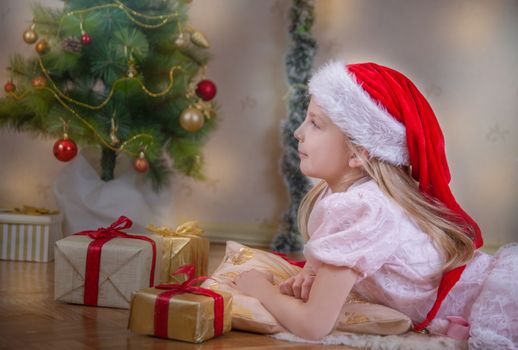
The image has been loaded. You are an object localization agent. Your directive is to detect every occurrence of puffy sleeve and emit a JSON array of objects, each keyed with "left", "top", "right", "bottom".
[{"left": 303, "top": 185, "right": 401, "bottom": 281}]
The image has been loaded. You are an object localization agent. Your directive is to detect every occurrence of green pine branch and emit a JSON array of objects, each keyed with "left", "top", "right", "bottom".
[{"left": 0, "top": 0, "right": 217, "bottom": 191}]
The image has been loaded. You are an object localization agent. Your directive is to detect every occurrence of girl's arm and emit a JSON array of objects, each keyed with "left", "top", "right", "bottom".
[{"left": 233, "top": 263, "right": 358, "bottom": 340}]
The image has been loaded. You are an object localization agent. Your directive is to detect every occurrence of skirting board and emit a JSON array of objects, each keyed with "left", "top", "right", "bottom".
[
  {"left": 196, "top": 221, "right": 277, "bottom": 247},
  {"left": 194, "top": 221, "right": 505, "bottom": 254}
]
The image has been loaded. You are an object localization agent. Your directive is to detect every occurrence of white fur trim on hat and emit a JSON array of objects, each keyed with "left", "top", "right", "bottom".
[{"left": 308, "top": 60, "right": 409, "bottom": 166}]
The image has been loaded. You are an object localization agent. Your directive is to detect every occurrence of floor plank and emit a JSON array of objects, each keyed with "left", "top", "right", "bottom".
[{"left": 0, "top": 243, "right": 361, "bottom": 349}]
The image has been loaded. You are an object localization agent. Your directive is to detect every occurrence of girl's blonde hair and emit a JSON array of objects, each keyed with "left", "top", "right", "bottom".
[{"left": 298, "top": 138, "right": 475, "bottom": 272}]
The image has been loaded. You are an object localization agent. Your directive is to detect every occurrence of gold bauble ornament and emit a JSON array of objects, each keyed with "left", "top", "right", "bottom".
[
  {"left": 179, "top": 107, "right": 205, "bottom": 132},
  {"left": 35, "top": 40, "right": 48, "bottom": 54},
  {"left": 23, "top": 24, "right": 38, "bottom": 44},
  {"left": 190, "top": 30, "right": 209, "bottom": 48}
]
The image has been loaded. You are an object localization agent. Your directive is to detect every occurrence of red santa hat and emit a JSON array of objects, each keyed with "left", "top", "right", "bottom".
[{"left": 308, "top": 60, "right": 483, "bottom": 331}]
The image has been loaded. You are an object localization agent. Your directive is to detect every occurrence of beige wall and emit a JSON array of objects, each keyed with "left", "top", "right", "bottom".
[{"left": 1, "top": 0, "right": 517, "bottom": 250}]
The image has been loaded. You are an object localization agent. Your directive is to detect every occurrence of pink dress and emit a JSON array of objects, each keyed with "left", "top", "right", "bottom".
[{"left": 303, "top": 178, "right": 518, "bottom": 349}]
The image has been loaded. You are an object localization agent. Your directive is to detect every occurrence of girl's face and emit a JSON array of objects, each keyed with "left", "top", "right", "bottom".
[{"left": 294, "top": 98, "right": 359, "bottom": 186}]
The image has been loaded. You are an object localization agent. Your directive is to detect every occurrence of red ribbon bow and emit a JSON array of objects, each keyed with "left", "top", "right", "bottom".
[
  {"left": 153, "top": 264, "right": 224, "bottom": 339},
  {"left": 272, "top": 251, "right": 306, "bottom": 268},
  {"left": 74, "top": 216, "right": 157, "bottom": 306}
]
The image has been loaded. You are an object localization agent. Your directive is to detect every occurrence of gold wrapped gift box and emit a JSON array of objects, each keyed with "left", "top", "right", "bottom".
[
  {"left": 147, "top": 222, "right": 209, "bottom": 284},
  {"left": 128, "top": 266, "right": 232, "bottom": 343}
]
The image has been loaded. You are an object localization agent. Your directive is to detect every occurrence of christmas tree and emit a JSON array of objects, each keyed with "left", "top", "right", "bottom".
[
  {"left": 272, "top": 0, "right": 316, "bottom": 252},
  {"left": 0, "top": 0, "right": 218, "bottom": 191}
]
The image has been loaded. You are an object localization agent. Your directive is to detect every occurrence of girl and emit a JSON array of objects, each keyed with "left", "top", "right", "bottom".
[{"left": 232, "top": 60, "right": 518, "bottom": 349}]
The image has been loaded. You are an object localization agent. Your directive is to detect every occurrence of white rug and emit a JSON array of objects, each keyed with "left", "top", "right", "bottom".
[{"left": 270, "top": 330, "right": 468, "bottom": 350}]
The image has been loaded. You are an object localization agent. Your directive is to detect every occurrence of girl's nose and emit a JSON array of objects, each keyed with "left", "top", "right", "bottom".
[{"left": 294, "top": 125, "right": 303, "bottom": 141}]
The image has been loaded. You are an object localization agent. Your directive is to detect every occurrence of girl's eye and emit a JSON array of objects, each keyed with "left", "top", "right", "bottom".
[{"left": 311, "top": 120, "right": 319, "bottom": 128}]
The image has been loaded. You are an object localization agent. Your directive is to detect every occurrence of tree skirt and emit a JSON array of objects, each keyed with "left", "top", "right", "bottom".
[
  {"left": 54, "top": 151, "right": 173, "bottom": 235},
  {"left": 270, "top": 330, "right": 467, "bottom": 350}
]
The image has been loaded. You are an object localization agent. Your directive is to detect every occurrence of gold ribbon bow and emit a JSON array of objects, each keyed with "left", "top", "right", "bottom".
[
  {"left": 146, "top": 221, "right": 203, "bottom": 238},
  {"left": 0, "top": 205, "right": 59, "bottom": 215}
]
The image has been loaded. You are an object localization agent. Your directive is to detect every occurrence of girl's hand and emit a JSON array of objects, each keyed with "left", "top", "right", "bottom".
[
  {"left": 232, "top": 269, "right": 274, "bottom": 298},
  {"left": 279, "top": 270, "right": 315, "bottom": 302}
]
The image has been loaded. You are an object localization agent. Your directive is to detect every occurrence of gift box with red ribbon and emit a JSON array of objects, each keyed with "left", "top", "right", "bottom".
[
  {"left": 146, "top": 221, "right": 210, "bottom": 284},
  {"left": 128, "top": 264, "right": 232, "bottom": 343},
  {"left": 54, "top": 216, "right": 163, "bottom": 309}
]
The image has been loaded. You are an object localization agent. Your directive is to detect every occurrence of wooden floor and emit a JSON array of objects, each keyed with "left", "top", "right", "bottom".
[{"left": 0, "top": 243, "right": 360, "bottom": 350}]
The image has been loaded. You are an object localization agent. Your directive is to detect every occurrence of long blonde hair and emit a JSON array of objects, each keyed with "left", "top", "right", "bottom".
[{"left": 298, "top": 139, "right": 475, "bottom": 273}]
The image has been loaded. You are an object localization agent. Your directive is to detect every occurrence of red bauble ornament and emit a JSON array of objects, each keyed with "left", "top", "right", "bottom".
[
  {"left": 53, "top": 135, "right": 77, "bottom": 162},
  {"left": 81, "top": 33, "right": 92, "bottom": 45},
  {"left": 195, "top": 79, "right": 217, "bottom": 101},
  {"left": 134, "top": 152, "right": 149, "bottom": 173},
  {"left": 31, "top": 76, "right": 47, "bottom": 88},
  {"left": 4, "top": 81, "right": 15, "bottom": 93}
]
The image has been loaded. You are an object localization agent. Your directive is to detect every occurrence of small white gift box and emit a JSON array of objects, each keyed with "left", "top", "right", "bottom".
[{"left": 0, "top": 211, "right": 63, "bottom": 262}]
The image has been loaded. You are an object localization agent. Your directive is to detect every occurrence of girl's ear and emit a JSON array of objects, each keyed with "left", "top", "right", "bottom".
[
  {"left": 348, "top": 148, "right": 369, "bottom": 168},
  {"left": 348, "top": 155, "right": 363, "bottom": 168}
]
